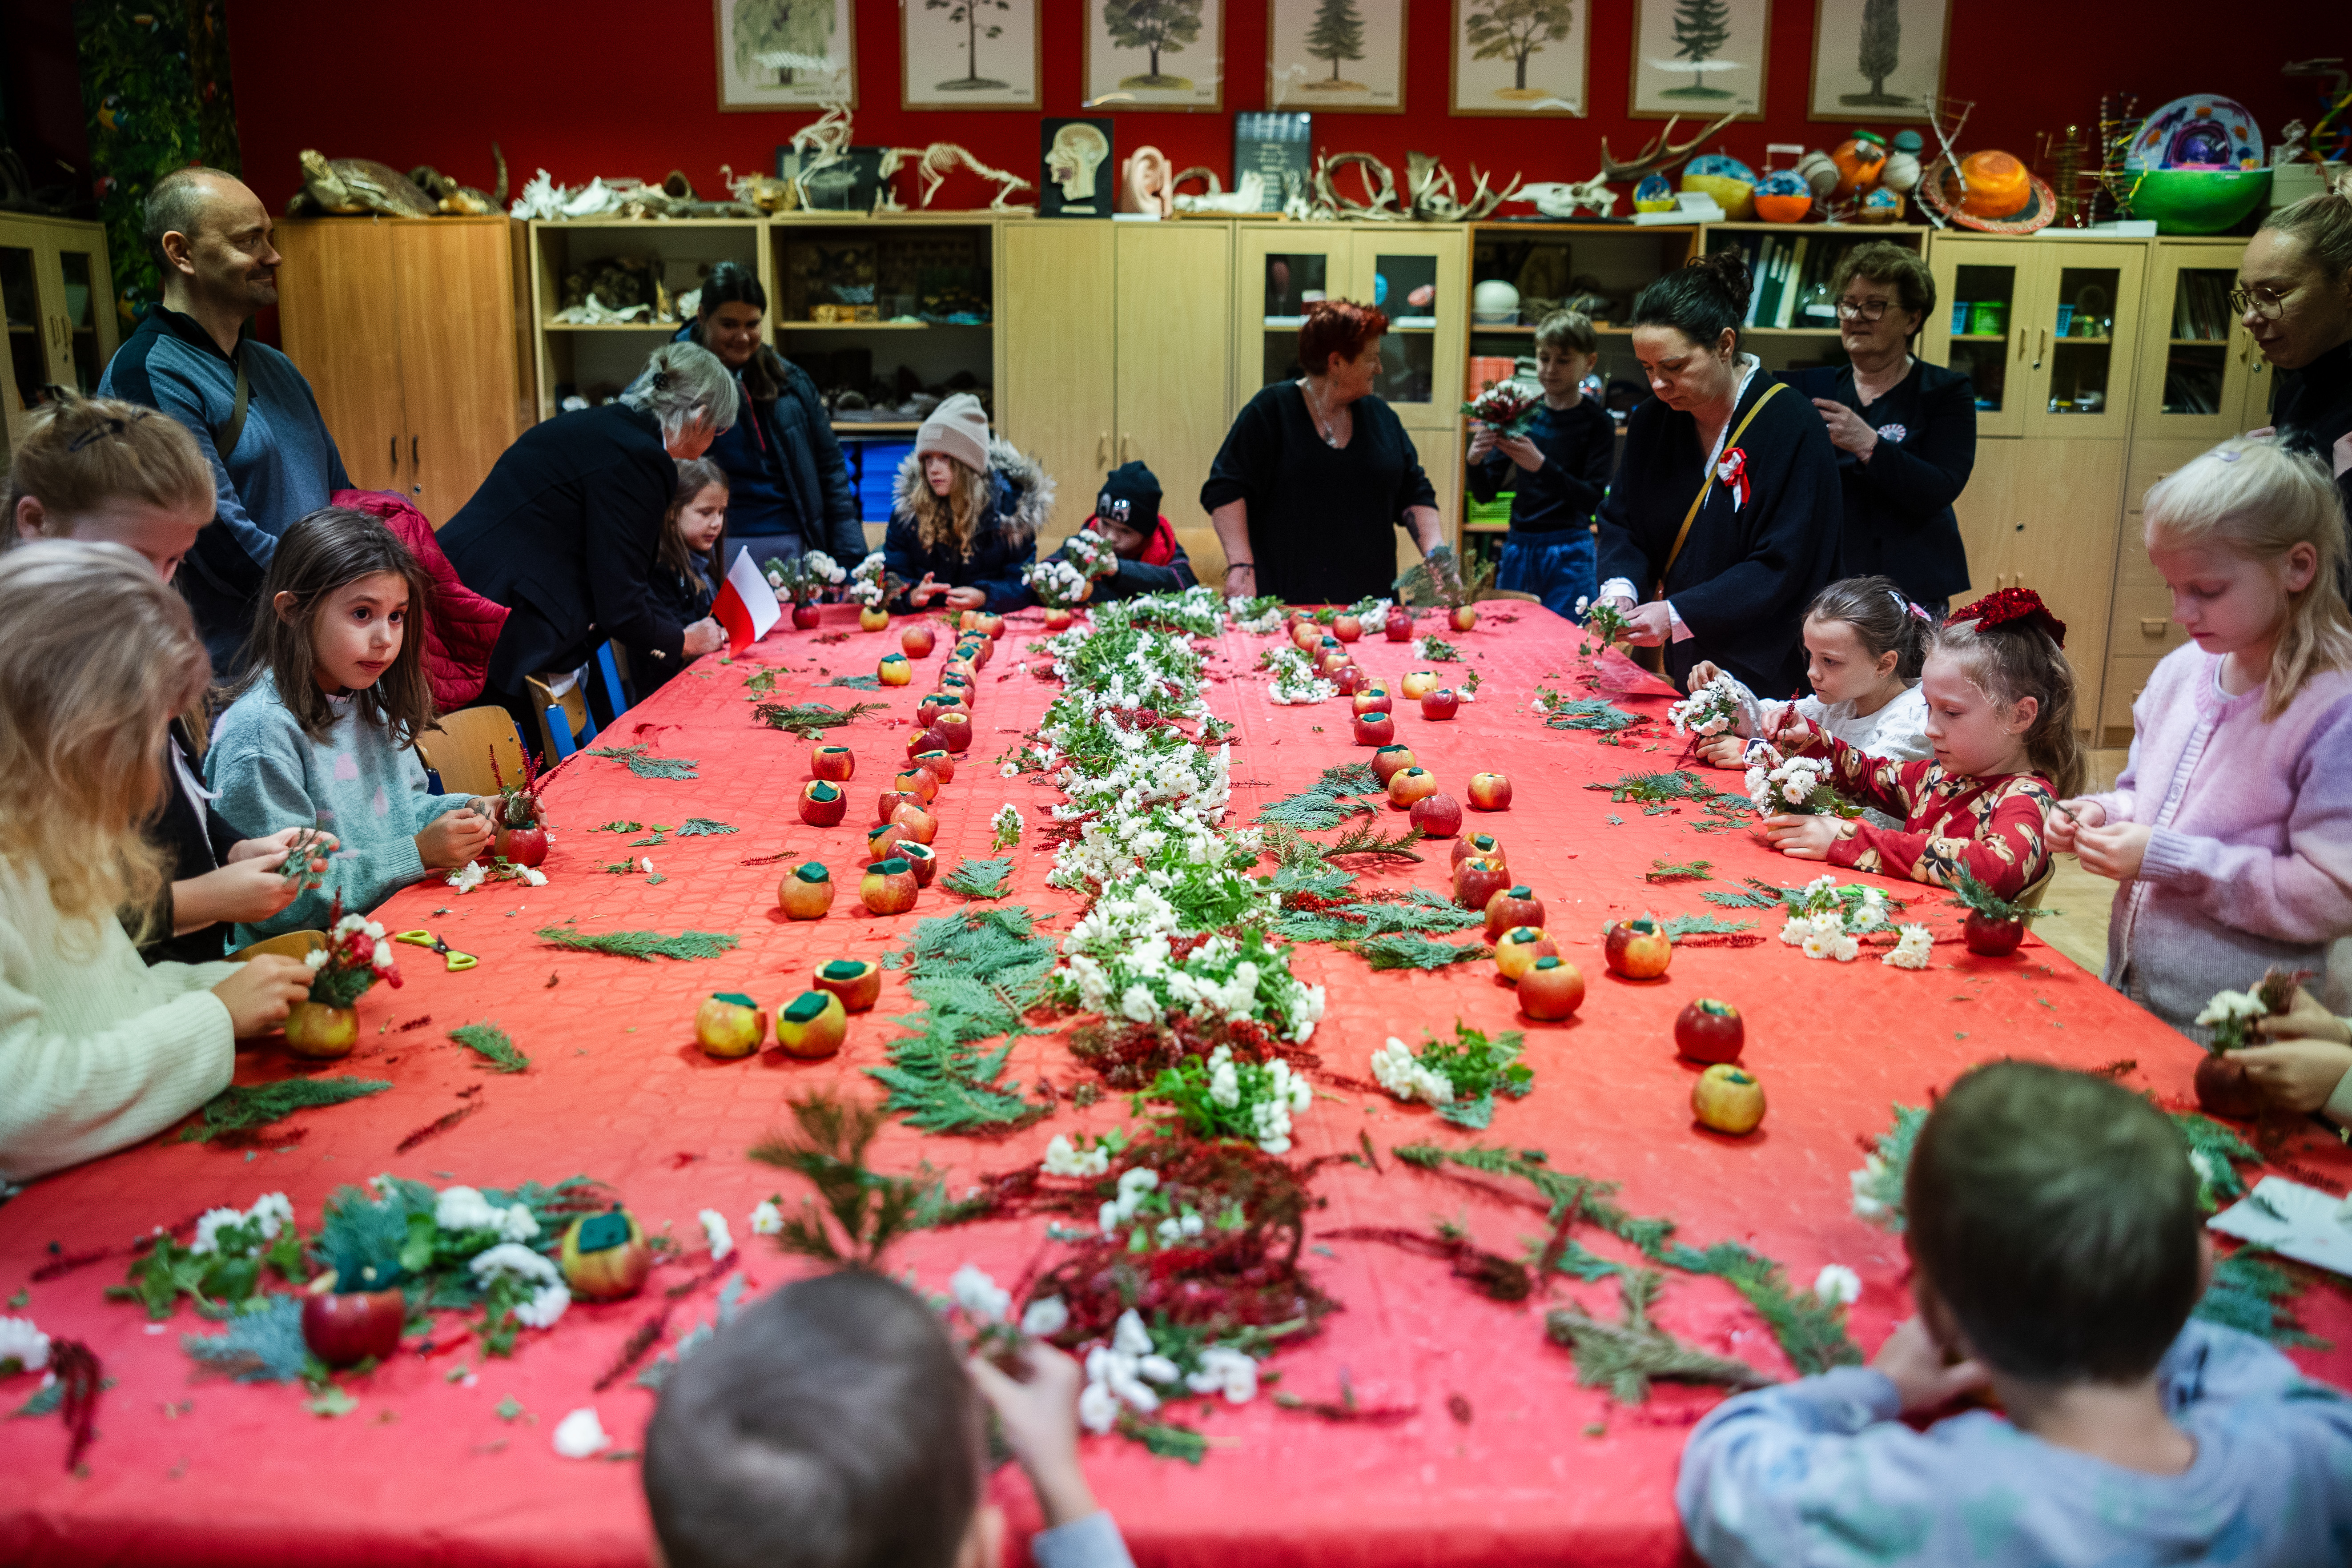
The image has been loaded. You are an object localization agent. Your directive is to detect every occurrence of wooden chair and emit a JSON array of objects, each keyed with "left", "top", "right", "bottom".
[
  {"left": 2015, "top": 865, "right": 2058, "bottom": 913},
  {"left": 528, "top": 670, "right": 599, "bottom": 760},
  {"left": 415, "top": 706, "right": 528, "bottom": 796},
  {"left": 229, "top": 929, "right": 325, "bottom": 964},
  {"left": 1475, "top": 587, "right": 1540, "bottom": 603}
]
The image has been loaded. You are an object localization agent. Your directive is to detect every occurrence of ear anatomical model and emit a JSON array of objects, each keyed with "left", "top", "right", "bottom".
[{"left": 1120, "top": 145, "right": 1175, "bottom": 217}]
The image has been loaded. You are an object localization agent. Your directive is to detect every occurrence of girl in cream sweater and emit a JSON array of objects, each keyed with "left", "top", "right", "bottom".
[{"left": 0, "top": 544, "right": 311, "bottom": 1181}]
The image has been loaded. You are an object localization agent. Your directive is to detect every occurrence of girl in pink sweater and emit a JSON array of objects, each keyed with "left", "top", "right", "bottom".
[{"left": 2050, "top": 438, "right": 2352, "bottom": 1039}]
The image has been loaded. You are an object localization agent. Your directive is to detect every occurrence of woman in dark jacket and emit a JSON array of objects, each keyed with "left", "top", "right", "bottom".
[
  {"left": 679, "top": 262, "right": 865, "bottom": 566},
  {"left": 440, "top": 342, "right": 736, "bottom": 729},
  {"left": 1594, "top": 253, "right": 1843, "bottom": 696},
  {"left": 883, "top": 393, "right": 1048, "bottom": 615},
  {"left": 1781, "top": 241, "right": 1974, "bottom": 611}
]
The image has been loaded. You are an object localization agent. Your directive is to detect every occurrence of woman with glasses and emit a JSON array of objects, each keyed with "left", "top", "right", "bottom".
[
  {"left": 2239, "top": 177, "right": 2352, "bottom": 540},
  {"left": 1782, "top": 241, "right": 1974, "bottom": 614}
]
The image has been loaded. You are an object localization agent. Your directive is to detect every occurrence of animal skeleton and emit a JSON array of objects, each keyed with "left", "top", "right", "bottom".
[
  {"left": 1597, "top": 110, "right": 1741, "bottom": 182},
  {"left": 786, "top": 103, "right": 856, "bottom": 210},
  {"left": 1312, "top": 152, "right": 1405, "bottom": 221},
  {"left": 1406, "top": 152, "right": 1521, "bottom": 221},
  {"left": 1509, "top": 175, "right": 1616, "bottom": 219},
  {"left": 876, "top": 143, "right": 1035, "bottom": 213},
  {"left": 1171, "top": 169, "right": 1268, "bottom": 215}
]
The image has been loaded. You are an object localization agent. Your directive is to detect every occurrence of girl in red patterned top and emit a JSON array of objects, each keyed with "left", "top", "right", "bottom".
[{"left": 1756, "top": 588, "right": 2083, "bottom": 898}]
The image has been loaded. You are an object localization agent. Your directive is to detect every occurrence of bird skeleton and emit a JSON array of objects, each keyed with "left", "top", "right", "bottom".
[
  {"left": 786, "top": 103, "right": 856, "bottom": 209},
  {"left": 1597, "top": 110, "right": 1741, "bottom": 183}
]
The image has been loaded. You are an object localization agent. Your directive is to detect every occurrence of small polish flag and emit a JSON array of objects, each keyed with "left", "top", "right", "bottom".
[{"left": 712, "top": 546, "right": 780, "bottom": 654}]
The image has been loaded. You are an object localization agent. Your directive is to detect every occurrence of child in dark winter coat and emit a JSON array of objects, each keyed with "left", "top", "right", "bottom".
[
  {"left": 644, "top": 460, "right": 727, "bottom": 692},
  {"left": 1028, "top": 461, "right": 1196, "bottom": 606},
  {"left": 884, "top": 394, "right": 1048, "bottom": 616}
]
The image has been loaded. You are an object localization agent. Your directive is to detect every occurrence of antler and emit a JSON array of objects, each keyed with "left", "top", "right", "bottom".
[{"left": 1598, "top": 109, "right": 1741, "bottom": 183}]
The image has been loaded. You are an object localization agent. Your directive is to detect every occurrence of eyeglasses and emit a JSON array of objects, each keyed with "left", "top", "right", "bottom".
[
  {"left": 1834, "top": 298, "right": 1892, "bottom": 323},
  {"left": 2227, "top": 283, "right": 2295, "bottom": 320}
]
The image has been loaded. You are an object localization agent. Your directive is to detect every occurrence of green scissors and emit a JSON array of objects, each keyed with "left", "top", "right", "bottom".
[{"left": 393, "top": 929, "right": 479, "bottom": 972}]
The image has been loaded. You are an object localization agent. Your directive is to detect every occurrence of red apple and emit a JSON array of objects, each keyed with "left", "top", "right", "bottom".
[
  {"left": 1493, "top": 925, "right": 1555, "bottom": 982},
  {"left": 1467, "top": 773, "right": 1512, "bottom": 812},
  {"left": 932, "top": 712, "right": 974, "bottom": 754},
  {"left": 1517, "top": 956, "right": 1585, "bottom": 1021},
  {"left": 1317, "top": 647, "right": 1351, "bottom": 677},
  {"left": 1333, "top": 614, "right": 1363, "bottom": 643},
  {"left": 798, "top": 780, "right": 847, "bottom": 826},
  {"left": 1387, "top": 767, "right": 1439, "bottom": 808},
  {"left": 1334, "top": 664, "right": 1366, "bottom": 696},
  {"left": 889, "top": 800, "right": 938, "bottom": 844},
  {"left": 860, "top": 857, "right": 919, "bottom": 915},
  {"left": 492, "top": 823, "right": 548, "bottom": 868},
  {"left": 1292, "top": 620, "right": 1323, "bottom": 652},
  {"left": 1384, "top": 607, "right": 1415, "bottom": 642},
  {"left": 1352, "top": 686, "right": 1393, "bottom": 716},
  {"left": 1604, "top": 917, "right": 1673, "bottom": 980},
  {"left": 811, "top": 744, "right": 855, "bottom": 782},
  {"left": 1044, "top": 608, "right": 1074, "bottom": 631},
  {"left": 1455, "top": 856, "right": 1511, "bottom": 914},
  {"left": 557, "top": 1207, "right": 653, "bottom": 1300},
  {"left": 2195, "top": 1052, "right": 2263, "bottom": 1119},
  {"left": 1370, "top": 744, "right": 1417, "bottom": 785},
  {"left": 1451, "top": 604, "right": 1480, "bottom": 632},
  {"left": 891, "top": 768, "right": 938, "bottom": 805},
  {"left": 899, "top": 842, "right": 939, "bottom": 886},
  {"left": 1485, "top": 885, "right": 1546, "bottom": 941},
  {"left": 776, "top": 989, "right": 849, "bottom": 1058},
  {"left": 1399, "top": 669, "right": 1441, "bottom": 700},
  {"left": 813, "top": 957, "right": 882, "bottom": 1012},
  {"left": 1452, "top": 832, "right": 1503, "bottom": 871},
  {"left": 1409, "top": 792, "right": 1462, "bottom": 838},
  {"left": 696, "top": 991, "right": 768, "bottom": 1058},
  {"left": 1353, "top": 711, "right": 1396, "bottom": 747},
  {"left": 792, "top": 602, "right": 822, "bottom": 631},
  {"left": 780, "top": 861, "right": 835, "bottom": 920},
  {"left": 902, "top": 624, "right": 936, "bottom": 659},
  {"left": 912, "top": 748, "right": 956, "bottom": 785},
  {"left": 866, "top": 820, "right": 909, "bottom": 861},
  {"left": 1962, "top": 911, "right": 2026, "bottom": 957},
  {"left": 1420, "top": 688, "right": 1459, "bottom": 721},
  {"left": 877, "top": 652, "right": 913, "bottom": 687},
  {"left": 302, "top": 1285, "right": 407, "bottom": 1367},
  {"left": 1692, "top": 1064, "right": 1765, "bottom": 1135},
  {"left": 1674, "top": 999, "right": 1745, "bottom": 1064},
  {"left": 904, "top": 726, "right": 949, "bottom": 760}
]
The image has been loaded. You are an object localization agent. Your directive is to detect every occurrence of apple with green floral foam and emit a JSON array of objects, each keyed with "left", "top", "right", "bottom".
[
  {"left": 813, "top": 958, "right": 882, "bottom": 1012},
  {"left": 1692, "top": 1064, "right": 1765, "bottom": 1134},
  {"left": 1455, "top": 856, "right": 1511, "bottom": 914},
  {"left": 1352, "top": 685, "right": 1393, "bottom": 715},
  {"left": 1371, "top": 744, "right": 1417, "bottom": 785},
  {"left": 1604, "top": 916, "right": 1673, "bottom": 980},
  {"left": 1452, "top": 831, "right": 1503, "bottom": 871},
  {"left": 696, "top": 992, "right": 768, "bottom": 1059},
  {"left": 1517, "top": 956, "right": 1585, "bottom": 1020},
  {"left": 1484, "top": 886, "right": 1546, "bottom": 942},
  {"left": 1421, "top": 687, "right": 1459, "bottom": 721},
  {"left": 1493, "top": 925, "right": 1555, "bottom": 983},
  {"left": 861, "top": 857, "right": 919, "bottom": 915},
  {"left": 892, "top": 768, "right": 938, "bottom": 804},
  {"left": 1675, "top": 999, "right": 1744, "bottom": 1064},
  {"left": 1467, "top": 773, "right": 1512, "bottom": 812},
  {"left": 899, "top": 841, "right": 940, "bottom": 886},
  {"left": 877, "top": 653, "right": 913, "bottom": 687},
  {"left": 1332, "top": 613, "right": 1363, "bottom": 643},
  {"left": 912, "top": 748, "right": 956, "bottom": 785},
  {"left": 1353, "top": 711, "right": 1396, "bottom": 747},
  {"left": 1387, "top": 767, "right": 1439, "bottom": 808},
  {"left": 1399, "top": 670, "right": 1441, "bottom": 700},
  {"left": 779, "top": 861, "right": 835, "bottom": 920},
  {"left": 810, "top": 744, "right": 855, "bottom": 782},
  {"left": 798, "top": 780, "right": 847, "bottom": 827},
  {"left": 559, "top": 1207, "right": 654, "bottom": 1301}
]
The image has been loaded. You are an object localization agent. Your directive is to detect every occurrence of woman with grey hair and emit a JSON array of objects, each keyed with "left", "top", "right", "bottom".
[{"left": 441, "top": 342, "right": 741, "bottom": 747}]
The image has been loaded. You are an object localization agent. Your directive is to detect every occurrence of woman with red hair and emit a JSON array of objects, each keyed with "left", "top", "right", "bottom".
[{"left": 1202, "top": 300, "right": 1445, "bottom": 603}]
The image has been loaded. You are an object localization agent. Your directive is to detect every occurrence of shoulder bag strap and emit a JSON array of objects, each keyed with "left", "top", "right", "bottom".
[
  {"left": 217, "top": 350, "right": 251, "bottom": 458},
  {"left": 1657, "top": 380, "right": 1788, "bottom": 597}
]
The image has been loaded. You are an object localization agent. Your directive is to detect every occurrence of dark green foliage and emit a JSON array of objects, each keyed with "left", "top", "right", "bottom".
[
  {"left": 449, "top": 1022, "right": 528, "bottom": 1074},
  {"left": 1274, "top": 888, "right": 1481, "bottom": 944},
  {"left": 1319, "top": 820, "right": 1426, "bottom": 863},
  {"left": 177, "top": 1077, "right": 390, "bottom": 1142},
  {"left": 867, "top": 907, "right": 1055, "bottom": 1132},
  {"left": 1407, "top": 1022, "right": 1534, "bottom": 1129},
  {"left": 584, "top": 744, "right": 699, "bottom": 780},
  {"left": 823, "top": 675, "right": 883, "bottom": 689},
  {"left": 2193, "top": 1248, "right": 2325, "bottom": 1347},
  {"left": 1699, "top": 881, "right": 1782, "bottom": 909},
  {"left": 754, "top": 700, "right": 888, "bottom": 739},
  {"left": 535, "top": 925, "right": 740, "bottom": 961},
  {"left": 1588, "top": 770, "right": 1747, "bottom": 812},
  {"left": 1350, "top": 934, "right": 1494, "bottom": 973},
  {"left": 1659, "top": 1240, "right": 1862, "bottom": 1377},
  {"left": 181, "top": 1296, "right": 315, "bottom": 1384},
  {"left": 1122, "top": 1414, "right": 1208, "bottom": 1463},
  {"left": 942, "top": 856, "right": 1013, "bottom": 899},
  {"left": 1647, "top": 858, "right": 1713, "bottom": 882},
  {"left": 675, "top": 818, "right": 738, "bottom": 837},
  {"left": 2171, "top": 1111, "right": 2263, "bottom": 1209},
  {"left": 1661, "top": 913, "right": 1755, "bottom": 940},
  {"left": 1539, "top": 692, "right": 1645, "bottom": 733},
  {"left": 1547, "top": 1270, "right": 1774, "bottom": 1404},
  {"left": 1946, "top": 868, "right": 2056, "bottom": 923},
  {"left": 115, "top": 1212, "right": 307, "bottom": 1320},
  {"left": 747, "top": 1093, "right": 937, "bottom": 1269},
  {"left": 1254, "top": 763, "right": 1383, "bottom": 830}
]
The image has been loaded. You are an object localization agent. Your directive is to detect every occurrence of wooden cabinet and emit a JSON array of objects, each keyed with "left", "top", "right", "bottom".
[
  {"left": 0, "top": 213, "right": 118, "bottom": 462},
  {"left": 2131, "top": 238, "right": 2272, "bottom": 441},
  {"left": 997, "top": 221, "right": 1234, "bottom": 577},
  {"left": 276, "top": 216, "right": 522, "bottom": 524},
  {"left": 1923, "top": 235, "right": 2146, "bottom": 442}
]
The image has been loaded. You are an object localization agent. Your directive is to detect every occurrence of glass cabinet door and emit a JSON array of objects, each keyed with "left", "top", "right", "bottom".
[
  {"left": 2133, "top": 243, "right": 2252, "bottom": 442},
  {"left": 1351, "top": 230, "right": 1464, "bottom": 430},
  {"left": 50, "top": 241, "right": 111, "bottom": 395},
  {"left": 2, "top": 241, "right": 49, "bottom": 418},
  {"left": 1235, "top": 227, "right": 1343, "bottom": 401},
  {"left": 1922, "top": 238, "right": 2025, "bottom": 438},
  {"left": 2024, "top": 240, "right": 2143, "bottom": 439}
]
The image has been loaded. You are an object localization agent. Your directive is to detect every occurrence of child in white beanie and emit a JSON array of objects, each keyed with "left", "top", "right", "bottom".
[{"left": 885, "top": 393, "right": 1052, "bottom": 615}]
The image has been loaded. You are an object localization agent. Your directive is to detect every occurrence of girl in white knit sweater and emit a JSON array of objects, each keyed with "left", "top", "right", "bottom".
[{"left": 0, "top": 544, "right": 313, "bottom": 1181}]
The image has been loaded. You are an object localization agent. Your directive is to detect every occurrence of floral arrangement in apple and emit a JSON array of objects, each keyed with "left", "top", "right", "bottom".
[
  {"left": 1461, "top": 381, "right": 1540, "bottom": 438},
  {"left": 845, "top": 551, "right": 907, "bottom": 610},
  {"left": 307, "top": 904, "right": 403, "bottom": 1007},
  {"left": 2190, "top": 967, "right": 2302, "bottom": 1118},
  {"left": 1669, "top": 671, "right": 1745, "bottom": 739},
  {"left": 1262, "top": 644, "right": 1336, "bottom": 705},
  {"left": 1022, "top": 556, "right": 1094, "bottom": 611},
  {"left": 763, "top": 549, "right": 848, "bottom": 604},
  {"left": 1745, "top": 755, "right": 1857, "bottom": 817},
  {"left": 1573, "top": 597, "right": 1632, "bottom": 657}
]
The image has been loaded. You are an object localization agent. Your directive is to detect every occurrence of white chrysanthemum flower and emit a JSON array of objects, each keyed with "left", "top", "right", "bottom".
[
  {"left": 519, "top": 865, "right": 548, "bottom": 887},
  {"left": 1020, "top": 1296, "right": 1069, "bottom": 1338},
  {"left": 1801, "top": 929, "right": 1836, "bottom": 961},
  {"left": 552, "top": 1406, "right": 610, "bottom": 1458},
  {"left": 371, "top": 940, "right": 395, "bottom": 971},
  {"left": 435, "top": 1186, "right": 502, "bottom": 1234},
  {"left": 951, "top": 1264, "right": 1011, "bottom": 1326},
  {"left": 749, "top": 1199, "right": 783, "bottom": 1236},
  {"left": 2195, "top": 989, "right": 2268, "bottom": 1027},
  {"left": 1077, "top": 1379, "right": 1121, "bottom": 1433},
  {"left": 1113, "top": 1310, "right": 1154, "bottom": 1358},
  {"left": 699, "top": 1209, "right": 734, "bottom": 1262},
  {"left": 446, "top": 860, "right": 487, "bottom": 893},
  {"left": 1832, "top": 934, "right": 1860, "bottom": 963},
  {"left": 0, "top": 1315, "right": 51, "bottom": 1374},
  {"left": 305, "top": 947, "right": 330, "bottom": 969},
  {"left": 1813, "top": 1264, "right": 1862, "bottom": 1306},
  {"left": 1042, "top": 1135, "right": 1110, "bottom": 1178},
  {"left": 1882, "top": 924, "right": 1934, "bottom": 970},
  {"left": 513, "top": 1280, "right": 571, "bottom": 1329},
  {"left": 468, "top": 1242, "right": 561, "bottom": 1287}
]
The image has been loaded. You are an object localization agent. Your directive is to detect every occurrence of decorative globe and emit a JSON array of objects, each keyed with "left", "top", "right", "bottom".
[
  {"left": 2127, "top": 167, "right": 2273, "bottom": 234},
  {"left": 1753, "top": 169, "right": 1812, "bottom": 224},
  {"left": 1682, "top": 153, "right": 1757, "bottom": 220},
  {"left": 1472, "top": 279, "right": 1521, "bottom": 325},
  {"left": 1634, "top": 173, "right": 1678, "bottom": 212}
]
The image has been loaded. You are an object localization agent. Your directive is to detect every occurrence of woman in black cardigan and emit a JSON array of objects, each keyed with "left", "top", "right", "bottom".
[
  {"left": 440, "top": 342, "right": 738, "bottom": 734},
  {"left": 1595, "top": 253, "right": 1843, "bottom": 696},
  {"left": 1781, "top": 241, "right": 1974, "bottom": 611}
]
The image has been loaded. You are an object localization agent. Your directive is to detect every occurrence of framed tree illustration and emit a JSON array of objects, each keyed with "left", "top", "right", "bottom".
[
  {"left": 1451, "top": 0, "right": 1588, "bottom": 117},
  {"left": 903, "top": 0, "right": 1040, "bottom": 107},
  {"left": 716, "top": 0, "right": 856, "bottom": 109},
  {"left": 1083, "top": 0, "right": 1225, "bottom": 110},
  {"left": 1628, "top": 0, "right": 1765, "bottom": 119},
  {"left": 1269, "top": 0, "right": 1407, "bottom": 113},
  {"left": 1808, "top": 0, "right": 1948, "bottom": 121}
]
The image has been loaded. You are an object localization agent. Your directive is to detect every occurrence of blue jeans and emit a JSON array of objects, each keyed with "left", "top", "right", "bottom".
[{"left": 1496, "top": 527, "right": 1597, "bottom": 620}]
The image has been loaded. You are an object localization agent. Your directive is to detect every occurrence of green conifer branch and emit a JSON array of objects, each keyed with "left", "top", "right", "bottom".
[
  {"left": 449, "top": 1021, "right": 529, "bottom": 1074},
  {"left": 535, "top": 925, "right": 741, "bottom": 961},
  {"left": 177, "top": 1077, "right": 392, "bottom": 1142}
]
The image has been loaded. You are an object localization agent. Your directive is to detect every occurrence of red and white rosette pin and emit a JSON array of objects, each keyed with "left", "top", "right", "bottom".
[{"left": 1715, "top": 447, "right": 1752, "bottom": 511}]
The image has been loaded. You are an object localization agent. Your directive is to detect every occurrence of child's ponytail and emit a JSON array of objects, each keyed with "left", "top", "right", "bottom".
[
  {"left": 4, "top": 391, "right": 213, "bottom": 535},
  {"left": 1805, "top": 574, "right": 1933, "bottom": 681},
  {"left": 1928, "top": 589, "right": 2084, "bottom": 797}
]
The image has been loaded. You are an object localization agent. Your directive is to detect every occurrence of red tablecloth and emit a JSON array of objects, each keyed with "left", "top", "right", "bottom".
[{"left": 5, "top": 603, "right": 2347, "bottom": 1568}]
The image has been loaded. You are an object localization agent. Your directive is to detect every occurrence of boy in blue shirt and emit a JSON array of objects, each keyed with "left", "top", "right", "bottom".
[
  {"left": 1467, "top": 309, "right": 1615, "bottom": 618},
  {"left": 1679, "top": 1060, "right": 2352, "bottom": 1567}
]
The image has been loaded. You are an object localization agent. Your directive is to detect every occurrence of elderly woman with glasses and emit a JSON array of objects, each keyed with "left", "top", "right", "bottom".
[
  {"left": 1781, "top": 241, "right": 1976, "bottom": 615},
  {"left": 2240, "top": 177, "right": 2352, "bottom": 543},
  {"left": 440, "top": 341, "right": 740, "bottom": 742}
]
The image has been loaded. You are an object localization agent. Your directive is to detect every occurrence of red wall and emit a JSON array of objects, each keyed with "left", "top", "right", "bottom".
[{"left": 225, "top": 0, "right": 2329, "bottom": 223}]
